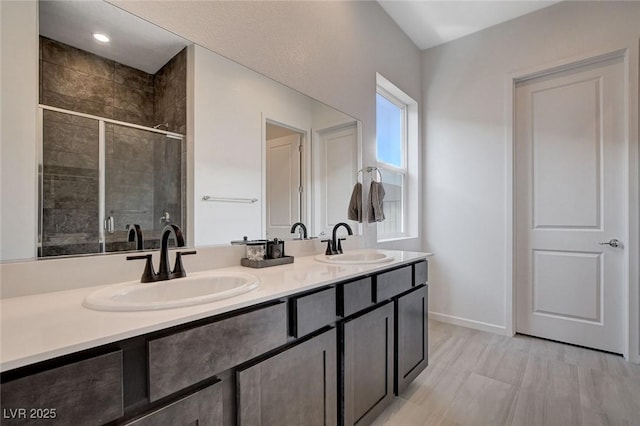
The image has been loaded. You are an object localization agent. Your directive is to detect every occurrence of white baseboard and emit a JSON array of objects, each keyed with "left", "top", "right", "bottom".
[{"left": 428, "top": 311, "right": 507, "bottom": 335}]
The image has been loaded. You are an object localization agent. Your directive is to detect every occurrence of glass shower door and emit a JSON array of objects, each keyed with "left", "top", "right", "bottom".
[
  {"left": 39, "top": 110, "right": 101, "bottom": 257},
  {"left": 104, "top": 123, "right": 183, "bottom": 252}
]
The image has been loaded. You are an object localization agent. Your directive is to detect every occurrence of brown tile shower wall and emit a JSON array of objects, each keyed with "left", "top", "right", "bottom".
[
  {"left": 39, "top": 37, "right": 185, "bottom": 256},
  {"left": 40, "top": 37, "right": 156, "bottom": 126},
  {"left": 154, "top": 48, "right": 187, "bottom": 134}
]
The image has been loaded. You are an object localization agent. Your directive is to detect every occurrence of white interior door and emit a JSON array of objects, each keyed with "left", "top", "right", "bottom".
[
  {"left": 313, "top": 124, "right": 358, "bottom": 237},
  {"left": 515, "top": 55, "right": 625, "bottom": 353},
  {"left": 266, "top": 134, "right": 301, "bottom": 240}
]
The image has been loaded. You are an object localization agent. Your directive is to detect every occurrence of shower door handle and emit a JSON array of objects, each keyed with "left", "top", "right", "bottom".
[{"left": 104, "top": 216, "right": 115, "bottom": 234}]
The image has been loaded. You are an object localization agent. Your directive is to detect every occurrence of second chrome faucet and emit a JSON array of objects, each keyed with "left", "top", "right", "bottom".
[{"left": 127, "top": 224, "right": 196, "bottom": 283}]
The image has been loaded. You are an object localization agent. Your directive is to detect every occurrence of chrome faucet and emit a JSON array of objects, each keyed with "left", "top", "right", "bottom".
[
  {"left": 126, "top": 224, "right": 196, "bottom": 283},
  {"left": 322, "top": 222, "right": 353, "bottom": 255},
  {"left": 290, "top": 222, "right": 308, "bottom": 240},
  {"left": 126, "top": 224, "right": 144, "bottom": 250}
]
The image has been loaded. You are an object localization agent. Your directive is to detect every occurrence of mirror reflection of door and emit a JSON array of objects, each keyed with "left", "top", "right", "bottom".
[
  {"left": 314, "top": 123, "right": 359, "bottom": 237},
  {"left": 265, "top": 122, "right": 303, "bottom": 240}
]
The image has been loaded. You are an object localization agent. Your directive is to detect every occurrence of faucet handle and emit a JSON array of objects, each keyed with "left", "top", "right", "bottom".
[
  {"left": 337, "top": 238, "right": 347, "bottom": 254},
  {"left": 172, "top": 250, "right": 197, "bottom": 279},
  {"left": 321, "top": 239, "right": 334, "bottom": 255},
  {"left": 126, "top": 254, "right": 157, "bottom": 283}
]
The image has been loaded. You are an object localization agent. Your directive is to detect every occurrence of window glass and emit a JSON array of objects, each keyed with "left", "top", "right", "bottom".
[
  {"left": 376, "top": 170, "right": 404, "bottom": 236},
  {"left": 376, "top": 93, "right": 403, "bottom": 168}
]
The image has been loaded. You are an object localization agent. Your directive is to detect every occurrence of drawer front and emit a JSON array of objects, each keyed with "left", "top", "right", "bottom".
[
  {"left": 1, "top": 351, "right": 123, "bottom": 425},
  {"left": 376, "top": 265, "right": 412, "bottom": 301},
  {"left": 126, "top": 381, "right": 223, "bottom": 426},
  {"left": 148, "top": 302, "right": 287, "bottom": 401},
  {"left": 414, "top": 261, "right": 428, "bottom": 285},
  {"left": 291, "top": 287, "right": 336, "bottom": 338},
  {"left": 340, "top": 277, "right": 373, "bottom": 317}
]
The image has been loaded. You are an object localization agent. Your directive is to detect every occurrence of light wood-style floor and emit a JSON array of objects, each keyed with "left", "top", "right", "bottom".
[{"left": 373, "top": 320, "right": 640, "bottom": 426}]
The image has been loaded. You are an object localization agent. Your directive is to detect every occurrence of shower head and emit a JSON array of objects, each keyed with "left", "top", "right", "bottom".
[{"left": 153, "top": 123, "right": 169, "bottom": 130}]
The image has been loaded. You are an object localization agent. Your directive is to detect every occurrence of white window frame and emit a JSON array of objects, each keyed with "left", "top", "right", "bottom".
[{"left": 376, "top": 73, "right": 418, "bottom": 242}]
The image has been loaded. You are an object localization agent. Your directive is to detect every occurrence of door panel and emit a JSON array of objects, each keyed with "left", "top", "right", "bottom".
[
  {"left": 515, "top": 55, "right": 625, "bottom": 353},
  {"left": 531, "top": 78, "right": 601, "bottom": 229},
  {"left": 237, "top": 328, "right": 337, "bottom": 426},
  {"left": 532, "top": 250, "right": 601, "bottom": 322},
  {"left": 343, "top": 303, "right": 394, "bottom": 426}
]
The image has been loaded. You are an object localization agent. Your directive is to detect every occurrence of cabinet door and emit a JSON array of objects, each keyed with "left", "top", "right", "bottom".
[
  {"left": 237, "top": 328, "right": 337, "bottom": 426},
  {"left": 343, "top": 302, "right": 394, "bottom": 426},
  {"left": 395, "top": 285, "right": 428, "bottom": 395},
  {"left": 125, "top": 381, "right": 222, "bottom": 426}
]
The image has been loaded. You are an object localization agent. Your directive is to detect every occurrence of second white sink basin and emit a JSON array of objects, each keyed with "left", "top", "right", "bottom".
[
  {"left": 314, "top": 250, "right": 394, "bottom": 265},
  {"left": 83, "top": 271, "right": 259, "bottom": 311}
]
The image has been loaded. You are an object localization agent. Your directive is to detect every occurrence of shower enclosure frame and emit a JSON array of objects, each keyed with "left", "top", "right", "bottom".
[{"left": 37, "top": 104, "right": 185, "bottom": 257}]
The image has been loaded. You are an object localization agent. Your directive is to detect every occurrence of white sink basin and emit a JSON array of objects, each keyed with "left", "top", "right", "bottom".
[
  {"left": 314, "top": 250, "right": 394, "bottom": 265},
  {"left": 83, "top": 271, "right": 259, "bottom": 311}
]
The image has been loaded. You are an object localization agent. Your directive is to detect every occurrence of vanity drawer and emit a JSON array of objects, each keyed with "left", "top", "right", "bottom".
[
  {"left": 148, "top": 302, "right": 287, "bottom": 401},
  {"left": 125, "top": 381, "right": 223, "bottom": 425},
  {"left": 376, "top": 265, "right": 413, "bottom": 301},
  {"left": 339, "top": 277, "right": 373, "bottom": 317},
  {"left": 0, "top": 351, "right": 123, "bottom": 425},
  {"left": 414, "top": 261, "right": 428, "bottom": 285},
  {"left": 290, "top": 287, "right": 336, "bottom": 338}
]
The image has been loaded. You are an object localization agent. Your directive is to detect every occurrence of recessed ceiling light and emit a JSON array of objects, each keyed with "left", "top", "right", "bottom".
[{"left": 93, "top": 33, "right": 110, "bottom": 43}]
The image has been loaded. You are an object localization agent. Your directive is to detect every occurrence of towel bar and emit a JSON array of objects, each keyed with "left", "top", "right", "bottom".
[
  {"left": 356, "top": 166, "right": 383, "bottom": 182},
  {"left": 202, "top": 196, "right": 258, "bottom": 204}
]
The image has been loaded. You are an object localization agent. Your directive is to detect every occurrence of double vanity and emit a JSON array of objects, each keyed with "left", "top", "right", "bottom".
[{"left": 0, "top": 250, "right": 430, "bottom": 425}]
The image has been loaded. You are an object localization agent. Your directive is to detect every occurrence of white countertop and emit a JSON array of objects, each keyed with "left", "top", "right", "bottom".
[{"left": 0, "top": 250, "right": 430, "bottom": 372}]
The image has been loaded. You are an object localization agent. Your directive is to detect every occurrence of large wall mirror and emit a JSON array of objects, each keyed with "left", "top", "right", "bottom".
[{"left": 35, "top": 0, "right": 361, "bottom": 258}]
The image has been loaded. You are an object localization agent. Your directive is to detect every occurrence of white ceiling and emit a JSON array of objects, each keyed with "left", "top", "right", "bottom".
[
  {"left": 39, "top": 1, "right": 189, "bottom": 74},
  {"left": 378, "top": 0, "right": 559, "bottom": 50},
  {"left": 39, "top": 1, "right": 559, "bottom": 72}
]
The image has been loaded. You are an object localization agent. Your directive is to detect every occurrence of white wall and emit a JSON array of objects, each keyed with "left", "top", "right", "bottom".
[
  {"left": 113, "top": 0, "right": 423, "bottom": 251},
  {"left": 0, "top": 1, "right": 38, "bottom": 261},
  {"left": 192, "top": 45, "right": 315, "bottom": 245},
  {"left": 422, "top": 1, "right": 640, "bottom": 358}
]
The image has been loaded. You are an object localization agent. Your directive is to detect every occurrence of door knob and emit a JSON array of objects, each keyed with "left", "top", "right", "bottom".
[{"left": 599, "top": 239, "right": 621, "bottom": 248}]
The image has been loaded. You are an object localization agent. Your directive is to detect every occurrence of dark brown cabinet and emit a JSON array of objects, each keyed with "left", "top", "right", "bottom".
[
  {"left": 342, "top": 302, "right": 395, "bottom": 426},
  {"left": 395, "top": 284, "right": 428, "bottom": 395},
  {"left": 125, "top": 381, "right": 223, "bottom": 426},
  {"left": 237, "top": 328, "right": 338, "bottom": 426}
]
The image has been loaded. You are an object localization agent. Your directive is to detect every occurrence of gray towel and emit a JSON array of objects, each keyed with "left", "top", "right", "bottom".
[
  {"left": 348, "top": 182, "right": 362, "bottom": 222},
  {"left": 368, "top": 181, "right": 385, "bottom": 223}
]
